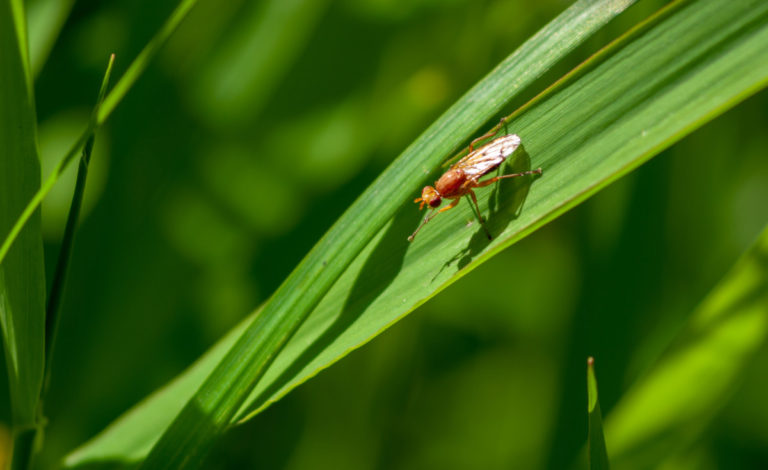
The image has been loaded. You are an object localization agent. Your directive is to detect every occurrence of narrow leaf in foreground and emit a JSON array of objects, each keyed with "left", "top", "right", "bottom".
[
  {"left": 605, "top": 225, "right": 768, "bottom": 469},
  {"left": 587, "top": 357, "right": 610, "bottom": 470},
  {"left": 43, "top": 53, "right": 115, "bottom": 397}
]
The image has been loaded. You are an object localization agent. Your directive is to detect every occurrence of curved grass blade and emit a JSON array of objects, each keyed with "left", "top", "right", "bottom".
[
  {"left": 604, "top": 225, "right": 768, "bottom": 470},
  {"left": 67, "top": 0, "right": 768, "bottom": 466},
  {"left": 1, "top": 0, "right": 46, "bottom": 465},
  {"left": 235, "top": 0, "right": 768, "bottom": 422},
  {"left": 0, "top": 0, "right": 200, "bottom": 269},
  {"left": 588, "top": 357, "right": 610, "bottom": 470}
]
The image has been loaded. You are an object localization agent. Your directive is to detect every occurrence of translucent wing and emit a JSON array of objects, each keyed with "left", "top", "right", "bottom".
[{"left": 452, "top": 134, "right": 521, "bottom": 178}]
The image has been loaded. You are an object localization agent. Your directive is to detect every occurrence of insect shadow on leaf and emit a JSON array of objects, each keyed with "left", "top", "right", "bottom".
[{"left": 433, "top": 142, "right": 538, "bottom": 278}]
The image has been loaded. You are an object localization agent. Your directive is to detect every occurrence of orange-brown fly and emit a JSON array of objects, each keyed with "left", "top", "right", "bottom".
[{"left": 408, "top": 128, "right": 541, "bottom": 242}]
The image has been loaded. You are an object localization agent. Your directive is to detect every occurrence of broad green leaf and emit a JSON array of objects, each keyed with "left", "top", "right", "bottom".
[
  {"left": 68, "top": 0, "right": 642, "bottom": 467},
  {"left": 588, "top": 358, "right": 610, "bottom": 470},
  {"left": 0, "top": 0, "right": 46, "bottom": 434},
  {"left": 605, "top": 225, "right": 768, "bottom": 470},
  {"left": 181, "top": 0, "right": 768, "bottom": 428}
]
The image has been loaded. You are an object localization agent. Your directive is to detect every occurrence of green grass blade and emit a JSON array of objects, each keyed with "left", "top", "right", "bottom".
[
  {"left": 0, "top": 0, "right": 200, "bottom": 269},
  {"left": 604, "top": 225, "right": 768, "bottom": 469},
  {"left": 66, "top": 0, "right": 768, "bottom": 467},
  {"left": 43, "top": 54, "right": 115, "bottom": 398},
  {"left": 0, "top": 0, "right": 46, "bottom": 448},
  {"left": 235, "top": 0, "right": 768, "bottom": 420},
  {"left": 588, "top": 357, "right": 610, "bottom": 470}
]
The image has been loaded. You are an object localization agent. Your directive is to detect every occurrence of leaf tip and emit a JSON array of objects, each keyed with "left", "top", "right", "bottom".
[{"left": 587, "top": 356, "right": 598, "bottom": 412}]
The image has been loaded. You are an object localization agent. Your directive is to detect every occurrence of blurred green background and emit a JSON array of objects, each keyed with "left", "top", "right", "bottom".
[{"left": 5, "top": 0, "right": 768, "bottom": 468}]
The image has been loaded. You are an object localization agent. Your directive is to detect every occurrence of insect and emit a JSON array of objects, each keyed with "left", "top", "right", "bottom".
[{"left": 408, "top": 127, "right": 542, "bottom": 242}]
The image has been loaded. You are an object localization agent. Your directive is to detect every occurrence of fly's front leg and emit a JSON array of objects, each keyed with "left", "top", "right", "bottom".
[
  {"left": 408, "top": 198, "right": 460, "bottom": 242},
  {"left": 437, "top": 198, "right": 460, "bottom": 213}
]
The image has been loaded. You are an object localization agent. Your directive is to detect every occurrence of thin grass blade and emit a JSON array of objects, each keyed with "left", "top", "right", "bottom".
[
  {"left": 588, "top": 357, "right": 610, "bottom": 470},
  {"left": 43, "top": 54, "right": 115, "bottom": 398}
]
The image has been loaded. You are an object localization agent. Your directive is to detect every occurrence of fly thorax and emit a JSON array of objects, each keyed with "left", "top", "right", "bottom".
[{"left": 435, "top": 170, "right": 466, "bottom": 197}]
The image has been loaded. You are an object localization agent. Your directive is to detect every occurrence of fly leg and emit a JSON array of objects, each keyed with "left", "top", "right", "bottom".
[
  {"left": 408, "top": 198, "right": 460, "bottom": 242},
  {"left": 443, "top": 118, "right": 511, "bottom": 168},
  {"left": 466, "top": 189, "right": 492, "bottom": 240},
  {"left": 468, "top": 117, "right": 509, "bottom": 152},
  {"left": 474, "top": 167, "right": 543, "bottom": 188}
]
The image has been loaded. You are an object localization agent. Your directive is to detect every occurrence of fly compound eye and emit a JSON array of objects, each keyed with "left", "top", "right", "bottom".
[{"left": 421, "top": 186, "right": 440, "bottom": 207}]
